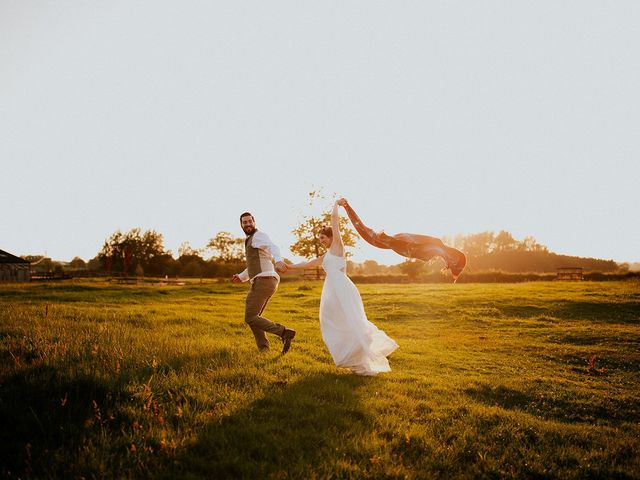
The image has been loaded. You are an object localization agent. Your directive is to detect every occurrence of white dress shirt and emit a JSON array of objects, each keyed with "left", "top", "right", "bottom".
[{"left": 237, "top": 230, "right": 284, "bottom": 283}]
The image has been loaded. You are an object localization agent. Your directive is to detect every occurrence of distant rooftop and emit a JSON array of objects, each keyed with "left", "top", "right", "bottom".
[{"left": 0, "top": 249, "right": 30, "bottom": 264}]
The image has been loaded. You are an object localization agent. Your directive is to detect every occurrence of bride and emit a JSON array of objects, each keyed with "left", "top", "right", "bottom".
[{"left": 287, "top": 198, "right": 398, "bottom": 376}]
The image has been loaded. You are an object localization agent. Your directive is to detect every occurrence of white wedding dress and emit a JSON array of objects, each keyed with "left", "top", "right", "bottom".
[{"left": 320, "top": 251, "right": 398, "bottom": 376}]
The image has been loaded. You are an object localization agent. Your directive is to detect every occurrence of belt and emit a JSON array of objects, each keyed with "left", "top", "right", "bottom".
[{"left": 254, "top": 276, "right": 277, "bottom": 281}]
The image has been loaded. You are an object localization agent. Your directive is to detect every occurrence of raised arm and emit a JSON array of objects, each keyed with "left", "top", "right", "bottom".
[{"left": 329, "top": 200, "right": 344, "bottom": 256}]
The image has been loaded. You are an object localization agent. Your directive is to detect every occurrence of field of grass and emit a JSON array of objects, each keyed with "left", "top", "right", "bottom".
[{"left": 1, "top": 279, "right": 639, "bottom": 479}]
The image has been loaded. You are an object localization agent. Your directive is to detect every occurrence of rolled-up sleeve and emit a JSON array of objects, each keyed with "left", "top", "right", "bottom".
[
  {"left": 237, "top": 268, "right": 249, "bottom": 282},
  {"left": 251, "top": 231, "right": 284, "bottom": 263}
]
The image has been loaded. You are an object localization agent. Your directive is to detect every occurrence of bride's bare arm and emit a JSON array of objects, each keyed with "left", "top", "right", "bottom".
[
  {"left": 329, "top": 201, "right": 344, "bottom": 256},
  {"left": 286, "top": 256, "right": 324, "bottom": 270}
]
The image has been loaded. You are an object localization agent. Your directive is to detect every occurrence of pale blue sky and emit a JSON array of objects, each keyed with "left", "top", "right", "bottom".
[{"left": 2, "top": 1, "right": 639, "bottom": 265}]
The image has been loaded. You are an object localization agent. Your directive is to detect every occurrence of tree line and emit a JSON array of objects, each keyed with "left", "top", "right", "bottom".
[
  {"left": 447, "top": 230, "right": 620, "bottom": 274},
  {"left": 345, "top": 230, "right": 621, "bottom": 279},
  {"left": 25, "top": 226, "right": 627, "bottom": 280},
  {"left": 19, "top": 192, "right": 628, "bottom": 279}
]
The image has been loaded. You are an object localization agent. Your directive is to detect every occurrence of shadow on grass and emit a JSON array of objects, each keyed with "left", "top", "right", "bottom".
[
  {"left": 160, "top": 372, "right": 371, "bottom": 479},
  {"left": 545, "top": 332, "right": 602, "bottom": 346},
  {"left": 0, "top": 283, "right": 237, "bottom": 304},
  {"left": 0, "top": 365, "right": 124, "bottom": 478},
  {"left": 465, "top": 383, "right": 640, "bottom": 425},
  {"left": 551, "top": 300, "right": 640, "bottom": 324},
  {"left": 498, "top": 300, "right": 640, "bottom": 324}
]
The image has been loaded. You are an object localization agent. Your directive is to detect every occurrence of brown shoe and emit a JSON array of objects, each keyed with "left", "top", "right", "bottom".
[{"left": 281, "top": 328, "right": 296, "bottom": 355}]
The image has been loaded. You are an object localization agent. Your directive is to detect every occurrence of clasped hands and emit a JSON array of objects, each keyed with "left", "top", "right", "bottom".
[
  {"left": 276, "top": 199, "right": 347, "bottom": 274},
  {"left": 233, "top": 197, "right": 348, "bottom": 280}
]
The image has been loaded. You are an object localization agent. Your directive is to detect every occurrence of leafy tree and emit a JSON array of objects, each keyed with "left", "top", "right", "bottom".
[
  {"left": 346, "top": 260, "right": 362, "bottom": 275},
  {"left": 86, "top": 256, "right": 102, "bottom": 271},
  {"left": 147, "top": 253, "right": 176, "bottom": 277},
  {"left": 362, "top": 260, "right": 380, "bottom": 275},
  {"left": 520, "top": 235, "right": 548, "bottom": 252},
  {"left": 177, "top": 245, "right": 206, "bottom": 272},
  {"left": 135, "top": 264, "right": 144, "bottom": 277},
  {"left": 398, "top": 259, "right": 425, "bottom": 280},
  {"left": 98, "top": 228, "right": 167, "bottom": 275},
  {"left": 494, "top": 230, "right": 517, "bottom": 252},
  {"left": 182, "top": 260, "right": 204, "bottom": 277},
  {"left": 178, "top": 241, "right": 202, "bottom": 258},
  {"left": 68, "top": 257, "right": 87, "bottom": 269},
  {"left": 207, "top": 231, "right": 245, "bottom": 262},
  {"left": 290, "top": 190, "right": 357, "bottom": 260},
  {"left": 454, "top": 231, "right": 495, "bottom": 257}
]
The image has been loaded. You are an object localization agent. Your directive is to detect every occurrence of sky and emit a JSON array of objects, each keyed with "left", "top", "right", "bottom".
[{"left": 2, "top": 1, "right": 639, "bottom": 266}]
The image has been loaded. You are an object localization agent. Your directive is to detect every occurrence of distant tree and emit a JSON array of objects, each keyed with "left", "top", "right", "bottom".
[
  {"left": 178, "top": 241, "right": 202, "bottom": 258},
  {"left": 362, "top": 260, "right": 380, "bottom": 275},
  {"left": 453, "top": 231, "right": 550, "bottom": 257},
  {"left": 520, "top": 235, "right": 548, "bottom": 252},
  {"left": 290, "top": 190, "right": 357, "bottom": 260},
  {"left": 398, "top": 259, "right": 424, "bottom": 280},
  {"left": 98, "top": 228, "right": 167, "bottom": 275},
  {"left": 457, "top": 231, "right": 495, "bottom": 257},
  {"left": 68, "top": 257, "right": 87, "bottom": 269},
  {"left": 135, "top": 264, "right": 144, "bottom": 277},
  {"left": 177, "top": 247, "right": 205, "bottom": 273},
  {"left": 138, "top": 229, "right": 167, "bottom": 266},
  {"left": 204, "top": 257, "right": 244, "bottom": 278},
  {"left": 86, "top": 256, "right": 102, "bottom": 271},
  {"left": 182, "top": 260, "right": 204, "bottom": 277},
  {"left": 207, "top": 231, "right": 245, "bottom": 262},
  {"left": 494, "top": 230, "right": 517, "bottom": 252},
  {"left": 346, "top": 260, "right": 362, "bottom": 275},
  {"left": 147, "top": 253, "right": 176, "bottom": 277}
]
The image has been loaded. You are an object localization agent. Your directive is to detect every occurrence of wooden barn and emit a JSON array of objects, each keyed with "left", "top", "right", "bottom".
[
  {"left": 0, "top": 249, "right": 31, "bottom": 282},
  {"left": 557, "top": 267, "right": 583, "bottom": 281}
]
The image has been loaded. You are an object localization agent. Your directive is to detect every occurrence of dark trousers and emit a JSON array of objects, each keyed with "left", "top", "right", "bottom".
[{"left": 244, "top": 276, "right": 285, "bottom": 350}]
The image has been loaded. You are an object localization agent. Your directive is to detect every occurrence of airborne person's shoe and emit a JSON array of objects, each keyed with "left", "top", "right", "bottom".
[
  {"left": 445, "top": 247, "right": 467, "bottom": 283},
  {"left": 281, "top": 328, "right": 296, "bottom": 355}
]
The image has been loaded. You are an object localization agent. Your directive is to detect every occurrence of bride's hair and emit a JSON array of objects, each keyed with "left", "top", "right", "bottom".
[{"left": 318, "top": 225, "right": 333, "bottom": 238}]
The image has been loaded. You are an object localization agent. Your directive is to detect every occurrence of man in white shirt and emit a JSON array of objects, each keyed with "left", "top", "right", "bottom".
[{"left": 232, "top": 212, "right": 296, "bottom": 354}]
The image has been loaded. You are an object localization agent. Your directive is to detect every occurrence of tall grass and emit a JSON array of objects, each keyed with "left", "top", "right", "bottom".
[{"left": 1, "top": 280, "right": 639, "bottom": 479}]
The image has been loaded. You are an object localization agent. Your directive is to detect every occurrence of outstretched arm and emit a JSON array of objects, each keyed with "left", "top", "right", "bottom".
[
  {"left": 286, "top": 256, "right": 324, "bottom": 270},
  {"left": 329, "top": 200, "right": 344, "bottom": 257},
  {"left": 232, "top": 268, "right": 249, "bottom": 283},
  {"left": 251, "top": 231, "right": 288, "bottom": 272}
]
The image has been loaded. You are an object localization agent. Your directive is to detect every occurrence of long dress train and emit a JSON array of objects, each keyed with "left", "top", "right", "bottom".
[{"left": 319, "top": 251, "right": 398, "bottom": 376}]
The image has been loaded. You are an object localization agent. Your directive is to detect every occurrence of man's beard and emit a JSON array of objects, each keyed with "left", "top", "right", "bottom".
[{"left": 243, "top": 226, "right": 256, "bottom": 236}]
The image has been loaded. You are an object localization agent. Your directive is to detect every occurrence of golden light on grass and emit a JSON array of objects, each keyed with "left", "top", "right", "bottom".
[{"left": 0, "top": 280, "right": 638, "bottom": 478}]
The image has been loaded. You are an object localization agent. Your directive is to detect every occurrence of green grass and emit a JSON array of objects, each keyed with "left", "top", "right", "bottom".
[{"left": 1, "top": 280, "right": 639, "bottom": 479}]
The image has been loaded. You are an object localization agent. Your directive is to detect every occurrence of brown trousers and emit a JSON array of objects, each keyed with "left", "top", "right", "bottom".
[{"left": 245, "top": 276, "right": 285, "bottom": 350}]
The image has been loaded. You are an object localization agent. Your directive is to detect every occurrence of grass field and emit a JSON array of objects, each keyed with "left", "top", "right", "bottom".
[{"left": 1, "top": 279, "right": 639, "bottom": 479}]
